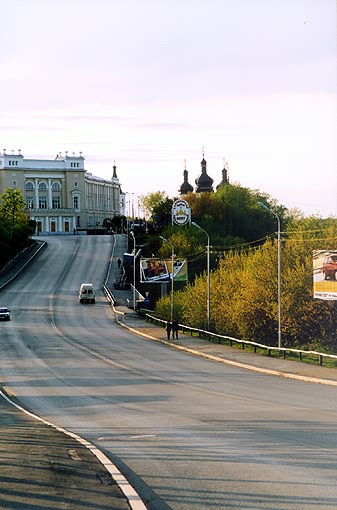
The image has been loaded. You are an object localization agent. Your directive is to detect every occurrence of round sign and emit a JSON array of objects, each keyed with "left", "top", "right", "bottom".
[{"left": 172, "top": 199, "right": 190, "bottom": 226}]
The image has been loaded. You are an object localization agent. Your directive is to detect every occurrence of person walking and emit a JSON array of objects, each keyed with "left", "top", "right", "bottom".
[
  {"left": 172, "top": 319, "right": 179, "bottom": 339},
  {"left": 166, "top": 321, "right": 172, "bottom": 340}
]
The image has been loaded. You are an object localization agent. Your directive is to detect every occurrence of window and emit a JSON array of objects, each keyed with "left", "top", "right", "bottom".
[
  {"left": 73, "top": 196, "right": 79, "bottom": 209},
  {"left": 39, "top": 196, "right": 47, "bottom": 209},
  {"left": 26, "top": 181, "right": 34, "bottom": 190},
  {"left": 74, "top": 181, "right": 78, "bottom": 187},
  {"left": 38, "top": 181, "right": 47, "bottom": 190},
  {"left": 12, "top": 180, "right": 17, "bottom": 187},
  {"left": 26, "top": 196, "right": 34, "bottom": 208},
  {"left": 52, "top": 196, "right": 61, "bottom": 209},
  {"left": 52, "top": 181, "right": 61, "bottom": 191}
]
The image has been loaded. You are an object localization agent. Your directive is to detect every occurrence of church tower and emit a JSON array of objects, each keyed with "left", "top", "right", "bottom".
[
  {"left": 216, "top": 159, "right": 229, "bottom": 190},
  {"left": 179, "top": 160, "right": 194, "bottom": 195},
  {"left": 195, "top": 150, "right": 214, "bottom": 193}
]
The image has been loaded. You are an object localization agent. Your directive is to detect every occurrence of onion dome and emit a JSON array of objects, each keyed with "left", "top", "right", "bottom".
[{"left": 195, "top": 156, "right": 214, "bottom": 193}]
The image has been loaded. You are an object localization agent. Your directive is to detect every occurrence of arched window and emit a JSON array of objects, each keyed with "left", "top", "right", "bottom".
[
  {"left": 52, "top": 181, "right": 61, "bottom": 191},
  {"left": 25, "top": 181, "right": 34, "bottom": 190},
  {"left": 38, "top": 181, "right": 47, "bottom": 190}
]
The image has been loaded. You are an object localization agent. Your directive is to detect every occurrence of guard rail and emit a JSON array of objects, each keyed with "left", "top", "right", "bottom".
[{"left": 144, "top": 313, "right": 337, "bottom": 368}]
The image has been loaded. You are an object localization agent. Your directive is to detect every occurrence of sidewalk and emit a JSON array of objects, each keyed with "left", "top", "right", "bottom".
[{"left": 118, "top": 311, "right": 337, "bottom": 386}]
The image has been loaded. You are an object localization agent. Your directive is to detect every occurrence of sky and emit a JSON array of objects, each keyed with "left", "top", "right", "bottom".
[{"left": 1, "top": 0, "right": 336, "bottom": 217}]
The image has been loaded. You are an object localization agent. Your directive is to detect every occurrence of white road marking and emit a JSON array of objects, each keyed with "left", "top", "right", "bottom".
[{"left": 0, "top": 388, "right": 147, "bottom": 510}]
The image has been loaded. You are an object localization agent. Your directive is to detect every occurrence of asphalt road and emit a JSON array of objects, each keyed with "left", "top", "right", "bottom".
[{"left": 1, "top": 235, "right": 337, "bottom": 510}]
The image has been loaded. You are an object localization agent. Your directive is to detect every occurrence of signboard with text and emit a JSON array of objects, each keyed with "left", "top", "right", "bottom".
[{"left": 172, "top": 199, "right": 190, "bottom": 226}]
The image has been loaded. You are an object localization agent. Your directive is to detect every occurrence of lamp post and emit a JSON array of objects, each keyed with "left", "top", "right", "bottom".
[
  {"left": 160, "top": 236, "right": 174, "bottom": 322},
  {"left": 192, "top": 222, "right": 210, "bottom": 332},
  {"left": 258, "top": 202, "right": 282, "bottom": 349},
  {"left": 130, "top": 230, "right": 136, "bottom": 310}
]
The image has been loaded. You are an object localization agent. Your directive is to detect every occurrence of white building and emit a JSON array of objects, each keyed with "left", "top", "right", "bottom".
[{"left": 0, "top": 150, "right": 123, "bottom": 234}]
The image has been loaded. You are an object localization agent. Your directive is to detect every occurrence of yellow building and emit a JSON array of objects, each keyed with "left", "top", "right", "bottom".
[{"left": 0, "top": 150, "right": 122, "bottom": 234}]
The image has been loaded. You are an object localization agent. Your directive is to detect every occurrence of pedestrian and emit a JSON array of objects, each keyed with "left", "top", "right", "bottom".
[
  {"left": 172, "top": 319, "right": 179, "bottom": 339},
  {"left": 117, "top": 258, "right": 121, "bottom": 268},
  {"left": 166, "top": 320, "right": 172, "bottom": 340}
]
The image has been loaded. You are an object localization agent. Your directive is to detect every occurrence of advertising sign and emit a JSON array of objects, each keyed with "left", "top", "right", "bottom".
[
  {"left": 172, "top": 199, "right": 190, "bottom": 226},
  {"left": 313, "top": 250, "right": 337, "bottom": 300},
  {"left": 140, "top": 257, "right": 187, "bottom": 283}
]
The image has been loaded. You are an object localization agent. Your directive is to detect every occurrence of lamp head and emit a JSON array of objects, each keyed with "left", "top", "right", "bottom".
[{"left": 258, "top": 201, "right": 269, "bottom": 211}]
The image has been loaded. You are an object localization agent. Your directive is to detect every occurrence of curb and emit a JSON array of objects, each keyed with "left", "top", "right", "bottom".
[{"left": 119, "top": 321, "right": 337, "bottom": 387}]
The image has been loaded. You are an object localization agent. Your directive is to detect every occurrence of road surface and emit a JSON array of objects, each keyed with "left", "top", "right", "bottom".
[{"left": 1, "top": 235, "right": 337, "bottom": 510}]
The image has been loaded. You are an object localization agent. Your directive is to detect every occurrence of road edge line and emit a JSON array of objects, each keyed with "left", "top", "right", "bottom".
[{"left": 0, "top": 388, "right": 147, "bottom": 510}]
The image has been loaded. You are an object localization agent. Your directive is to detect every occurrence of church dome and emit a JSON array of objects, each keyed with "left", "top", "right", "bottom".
[
  {"left": 195, "top": 156, "right": 213, "bottom": 193},
  {"left": 179, "top": 168, "right": 194, "bottom": 194}
]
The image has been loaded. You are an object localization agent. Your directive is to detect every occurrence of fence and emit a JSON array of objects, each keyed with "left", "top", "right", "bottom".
[{"left": 144, "top": 313, "right": 337, "bottom": 368}]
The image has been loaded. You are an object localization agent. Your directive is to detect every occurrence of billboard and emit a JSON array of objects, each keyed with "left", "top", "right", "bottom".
[
  {"left": 140, "top": 257, "right": 187, "bottom": 283},
  {"left": 313, "top": 250, "right": 337, "bottom": 300}
]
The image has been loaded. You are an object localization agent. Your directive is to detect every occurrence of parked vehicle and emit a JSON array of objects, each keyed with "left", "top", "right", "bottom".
[
  {"left": 79, "top": 283, "right": 95, "bottom": 303},
  {"left": 322, "top": 254, "right": 337, "bottom": 280},
  {"left": 0, "top": 307, "right": 11, "bottom": 320}
]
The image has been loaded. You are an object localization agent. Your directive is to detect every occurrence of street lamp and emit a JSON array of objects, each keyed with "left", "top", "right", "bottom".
[
  {"left": 258, "top": 202, "right": 282, "bottom": 349},
  {"left": 130, "top": 230, "right": 136, "bottom": 310},
  {"left": 192, "top": 222, "right": 210, "bottom": 332},
  {"left": 160, "top": 236, "right": 174, "bottom": 323}
]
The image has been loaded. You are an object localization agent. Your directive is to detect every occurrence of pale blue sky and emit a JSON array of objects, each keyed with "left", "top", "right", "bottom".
[{"left": 1, "top": 0, "right": 336, "bottom": 216}]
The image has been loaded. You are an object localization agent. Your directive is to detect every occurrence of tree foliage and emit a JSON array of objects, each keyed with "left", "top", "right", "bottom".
[
  {"left": 139, "top": 191, "right": 168, "bottom": 220},
  {"left": 0, "top": 188, "right": 35, "bottom": 267},
  {"left": 154, "top": 208, "right": 337, "bottom": 352}
]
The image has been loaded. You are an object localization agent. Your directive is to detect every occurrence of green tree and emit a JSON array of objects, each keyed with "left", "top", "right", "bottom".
[
  {"left": 0, "top": 188, "right": 35, "bottom": 267},
  {"left": 0, "top": 188, "right": 26, "bottom": 226},
  {"left": 154, "top": 213, "right": 337, "bottom": 352},
  {"left": 139, "top": 191, "right": 168, "bottom": 220}
]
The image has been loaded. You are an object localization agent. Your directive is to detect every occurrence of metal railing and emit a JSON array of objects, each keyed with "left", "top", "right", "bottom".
[{"left": 144, "top": 313, "right": 337, "bottom": 368}]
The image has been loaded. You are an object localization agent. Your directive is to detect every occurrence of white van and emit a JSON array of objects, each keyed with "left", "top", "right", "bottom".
[{"left": 79, "top": 283, "right": 95, "bottom": 304}]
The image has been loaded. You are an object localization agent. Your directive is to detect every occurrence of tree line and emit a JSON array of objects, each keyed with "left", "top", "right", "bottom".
[{"left": 139, "top": 187, "right": 337, "bottom": 352}]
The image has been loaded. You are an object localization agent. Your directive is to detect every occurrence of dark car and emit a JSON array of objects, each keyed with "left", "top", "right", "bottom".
[
  {"left": 322, "top": 254, "right": 337, "bottom": 280},
  {"left": 0, "top": 307, "right": 11, "bottom": 320}
]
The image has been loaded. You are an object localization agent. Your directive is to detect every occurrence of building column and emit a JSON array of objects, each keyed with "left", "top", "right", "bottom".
[
  {"left": 48, "top": 178, "right": 52, "bottom": 208},
  {"left": 34, "top": 178, "right": 39, "bottom": 208}
]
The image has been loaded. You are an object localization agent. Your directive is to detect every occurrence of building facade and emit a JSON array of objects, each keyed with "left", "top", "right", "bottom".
[{"left": 0, "top": 150, "right": 122, "bottom": 234}]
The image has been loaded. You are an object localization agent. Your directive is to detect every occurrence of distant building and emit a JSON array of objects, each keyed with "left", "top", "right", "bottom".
[
  {"left": 179, "top": 152, "right": 230, "bottom": 196},
  {"left": 0, "top": 150, "right": 122, "bottom": 234}
]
